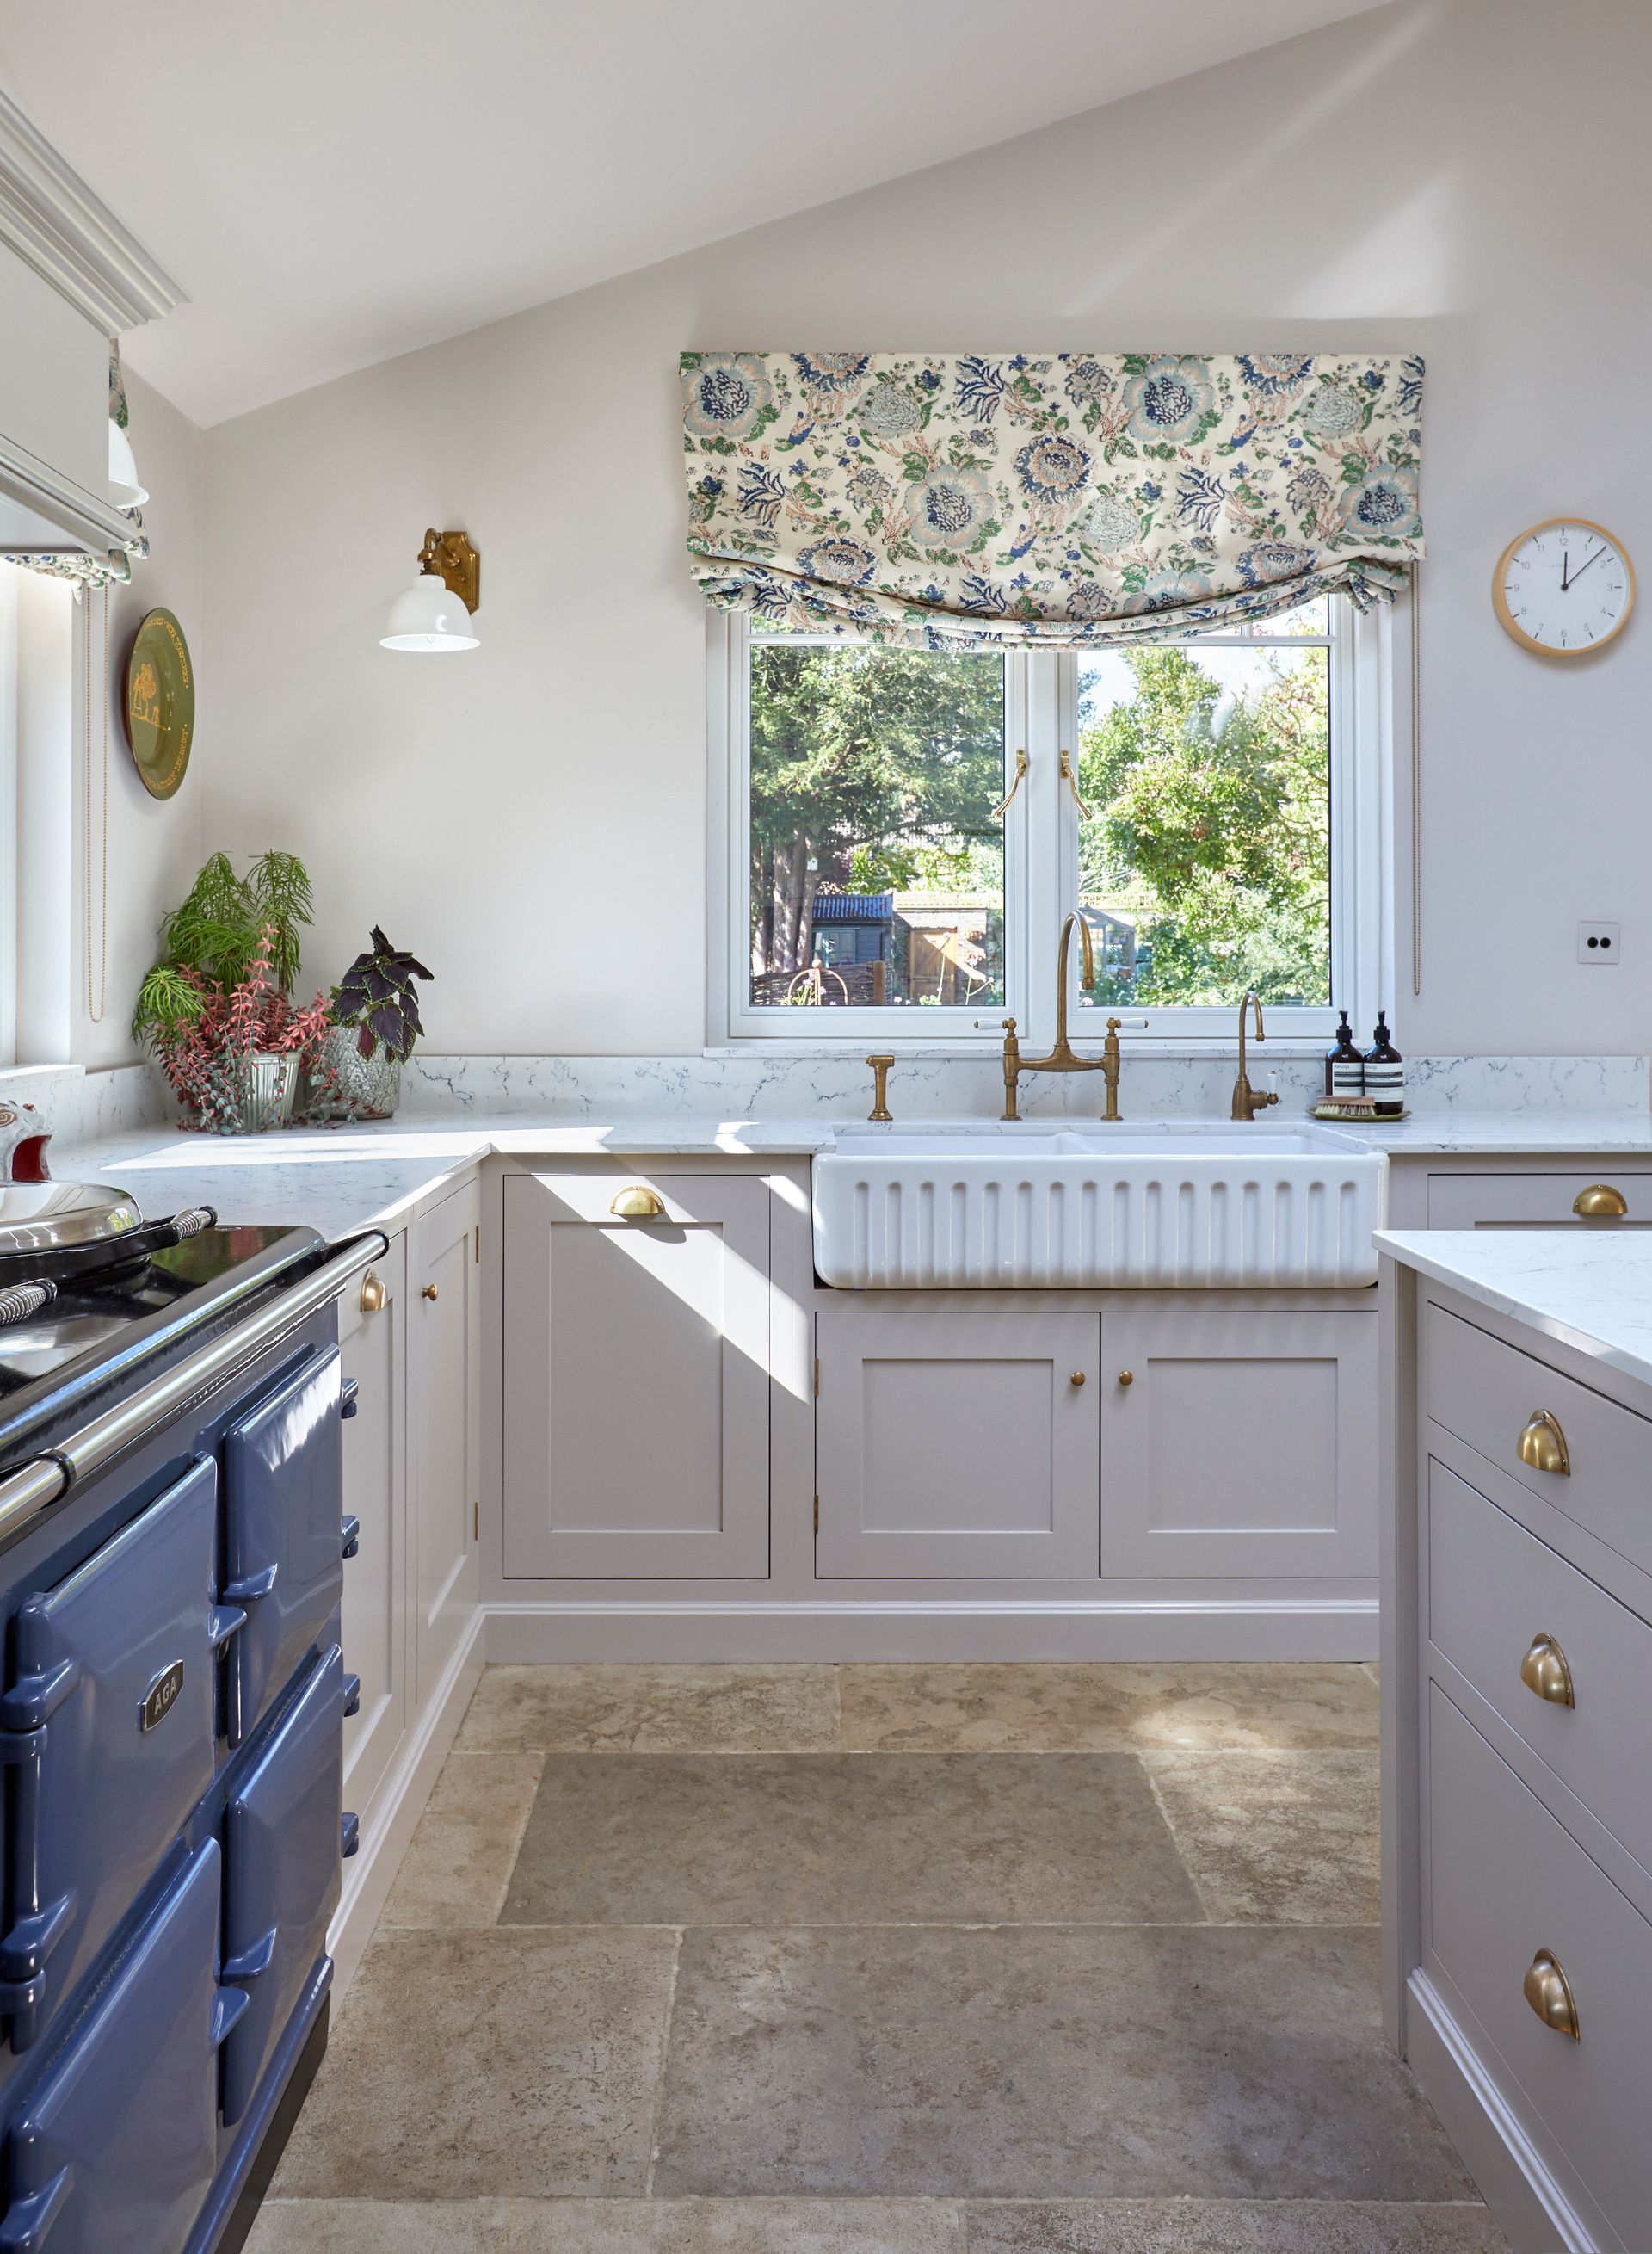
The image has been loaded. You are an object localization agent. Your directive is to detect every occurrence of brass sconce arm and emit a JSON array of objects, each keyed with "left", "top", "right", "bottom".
[{"left": 417, "top": 528, "right": 481, "bottom": 612}]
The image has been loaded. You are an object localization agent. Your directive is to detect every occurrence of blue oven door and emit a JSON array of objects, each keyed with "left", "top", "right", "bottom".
[
  {"left": 0, "top": 1457, "right": 234, "bottom": 2054},
  {"left": 0, "top": 1837, "right": 243, "bottom": 2254},
  {"left": 223, "top": 1346, "right": 345, "bottom": 1748},
  {"left": 220, "top": 1643, "right": 346, "bottom": 2127}
]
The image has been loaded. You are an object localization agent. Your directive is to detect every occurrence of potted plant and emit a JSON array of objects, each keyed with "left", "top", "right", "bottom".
[
  {"left": 133, "top": 851, "right": 332, "bottom": 1133},
  {"left": 311, "top": 927, "right": 433, "bottom": 1121}
]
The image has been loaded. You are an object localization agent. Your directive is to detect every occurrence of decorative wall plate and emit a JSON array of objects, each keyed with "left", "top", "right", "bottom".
[{"left": 123, "top": 608, "right": 194, "bottom": 798}]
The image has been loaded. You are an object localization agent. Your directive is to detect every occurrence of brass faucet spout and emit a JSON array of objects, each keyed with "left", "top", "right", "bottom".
[
  {"left": 991, "top": 913, "right": 1124, "bottom": 1120},
  {"left": 1231, "top": 990, "right": 1280, "bottom": 1121}
]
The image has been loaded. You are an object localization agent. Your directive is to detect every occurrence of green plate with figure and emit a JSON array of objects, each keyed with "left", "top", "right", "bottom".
[{"left": 123, "top": 608, "right": 194, "bottom": 799}]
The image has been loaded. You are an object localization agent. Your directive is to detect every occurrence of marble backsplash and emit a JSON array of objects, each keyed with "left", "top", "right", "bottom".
[
  {"left": 0, "top": 1063, "right": 166, "bottom": 1151},
  {"left": 400, "top": 1050, "right": 1652, "bottom": 1121}
]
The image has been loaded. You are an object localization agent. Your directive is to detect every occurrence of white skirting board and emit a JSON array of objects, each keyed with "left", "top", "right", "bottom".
[
  {"left": 481, "top": 1596, "right": 1378, "bottom": 1664},
  {"left": 328, "top": 1608, "right": 487, "bottom": 2002},
  {"left": 1405, "top": 1972, "right": 1600, "bottom": 2254}
]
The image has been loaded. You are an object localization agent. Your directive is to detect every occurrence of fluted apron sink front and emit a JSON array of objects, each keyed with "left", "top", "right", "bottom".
[{"left": 811, "top": 1121, "right": 1384, "bottom": 1289}]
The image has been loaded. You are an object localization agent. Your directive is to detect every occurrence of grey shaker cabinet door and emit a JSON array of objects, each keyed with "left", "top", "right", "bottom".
[
  {"left": 502, "top": 1171, "right": 771, "bottom": 1578},
  {"left": 1099, "top": 1307, "right": 1378, "bottom": 1578},
  {"left": 815, "top": 1311, "right": 1100, "bottom": 1578},
  {"left": 338, "top": 1229, "right": 408, "bottom": 1826},
  {"left": 410, "top": 1179, "right": 483, "bottom": 1701}
]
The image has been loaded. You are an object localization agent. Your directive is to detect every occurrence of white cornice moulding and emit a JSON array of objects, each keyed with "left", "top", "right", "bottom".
[{"left": 0, "top": 88, "right": 186, "bottom": 333}]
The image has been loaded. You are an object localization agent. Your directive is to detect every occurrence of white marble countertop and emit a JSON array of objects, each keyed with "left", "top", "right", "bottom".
[
  {"left": 1377, "top": 1227, "right": 1652, "bottom": 1389},
  {"left": 46, "top": 1106, "right": 1652, "bottom": 1247}
]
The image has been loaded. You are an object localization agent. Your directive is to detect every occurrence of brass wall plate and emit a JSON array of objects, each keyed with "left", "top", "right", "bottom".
[
  {"left": 123, "top": 608, "right": 195, "bottom": 800},
  {"left": 417, "top": 528, "right": 480, "bottom": 613}
]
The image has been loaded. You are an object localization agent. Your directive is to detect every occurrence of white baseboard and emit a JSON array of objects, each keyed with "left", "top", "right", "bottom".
[
  {"left": 483, "top": 1596, "right": 1378, "bottom": 1664},
  {"left": 1405, "top": 1971, "right": 1599, "bottom": 2254},
  {"left": 328, "top": 1608, "right": 486, "bottom": 2001}
]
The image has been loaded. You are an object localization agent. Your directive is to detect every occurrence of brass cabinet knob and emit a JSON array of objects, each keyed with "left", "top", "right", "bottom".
[
  {"left": 1118, "top": 1370, "right": 1134, "bottom": 1387},
  {"left": 1517, "top": 1410, "right": 1569, "bottom": 1476},
  {"left": 359, "top": 1271, "right": 387, "bottom": 1315},
  {"left": 421, "top": 1283, "right": 439, "bottom": 1301},
  {"left": 1523, "top": 1948, "right": 1581, "bottom": 2041},
  {"left": 610, "top": 1185, "right": 666, "bottom": 1220},
  {"left": 1573, "top": 1183, "right": 1628, "bottom": 1219},
  {"left": 1519, "top": 1632, "right": 1575, "bottom": 1707},
  {"left": 1069, "top": 1371, "right": 1087, "bottom": 1388}
]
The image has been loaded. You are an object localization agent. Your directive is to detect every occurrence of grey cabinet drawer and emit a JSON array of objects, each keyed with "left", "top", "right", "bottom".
[
  {"left": 1429, "top": 1460, "right": 1652, "bottom": 1875},
  {"left": 1427, "top": 1684, "right": 1652, "bottom": 2249},
  {"left": 1426, "top": 1170, "right": 1652, "bottom": 1228},
  {"left": 1425, "top": 1301, "right": 1652, "bottom": 1580}
]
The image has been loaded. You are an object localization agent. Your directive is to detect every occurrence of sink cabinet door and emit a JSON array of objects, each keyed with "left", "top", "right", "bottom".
[
  {"left": 502, "top": 1171, "right": 771, "bottom": 1578},
  {"left": 410, "top": 1181, "right": 482, "bottom": 1704},
  {"left": 815, "top": 1312, "right": 1100, "bottom": 1578},
  {"left": 1099, "top": 1308, "right": 1377, "bottom": 1577}
]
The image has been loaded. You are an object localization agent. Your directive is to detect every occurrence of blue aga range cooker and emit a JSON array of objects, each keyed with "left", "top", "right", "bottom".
[{"left": 0, "top": 1175, "right": 385, "bottom": 2253}]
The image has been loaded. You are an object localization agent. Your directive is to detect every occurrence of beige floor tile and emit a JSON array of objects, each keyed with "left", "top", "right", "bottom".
[
  {"left": 502, "top": 1752, "right": 1199, "bottom": 1927},
  {"left": 379, "top": 1751, "right": 545, "bottom": 1927},
  {"left": 841, "top": 1663, "right": 1379, "bottom": 1752},
  {"left": 457, "top": 1664, "right": 841, "bottom": 1753},
  {"left": 652, "top": 1924, "right": 1471, "bottom": 2201},
  {"left": 247, "top": 2202, "right": 509, "bottom": 2251},
  {"left": 1143, "top": 1749, "right": 1379, "bottom": 1923},
  {"left": 962, "top": 2201, "right": 1509, "bottom": 2251},
  {"left": 272, "top": 1926, "right": 677, "bottom": 2199},
  {"left": 501, "top": 2198, "right": 965, "bottom": 2250}
]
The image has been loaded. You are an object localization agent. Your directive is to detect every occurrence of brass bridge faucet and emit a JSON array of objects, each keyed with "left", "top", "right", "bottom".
[
  {"left": 1231, "top": 991, "right": 1280, "bottom": 1121},
  {"left": 983, "top": 912, "right": 1124, "bottom": 1122}
]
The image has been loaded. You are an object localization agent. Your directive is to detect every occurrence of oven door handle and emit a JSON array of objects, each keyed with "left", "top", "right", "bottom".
[{"left": 0, "top": 1230, "right": 390, "bottom": 1553}]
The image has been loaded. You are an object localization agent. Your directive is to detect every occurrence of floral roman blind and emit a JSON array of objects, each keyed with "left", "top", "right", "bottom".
[{"left": 681, "top": 350, "right": 1423, "bottom": 648}]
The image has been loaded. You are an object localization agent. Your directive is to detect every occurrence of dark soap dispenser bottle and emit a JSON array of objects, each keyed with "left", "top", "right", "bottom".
[
  {"left": 1326, "top": 1010, "right": 1362, "bottom": 1098},
  {"left": 1365, "top": 1012, "right": 1404, "bottom": 1118}
]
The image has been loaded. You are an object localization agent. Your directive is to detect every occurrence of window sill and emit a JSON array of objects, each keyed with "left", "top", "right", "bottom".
[{"left": 703, "top": 1037, "right": 1335, "bottom": 1063}]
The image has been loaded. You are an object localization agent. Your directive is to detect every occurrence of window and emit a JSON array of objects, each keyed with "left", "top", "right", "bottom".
[{"left": 712, "top": 592, "right": 1393, "bottom": 1045}]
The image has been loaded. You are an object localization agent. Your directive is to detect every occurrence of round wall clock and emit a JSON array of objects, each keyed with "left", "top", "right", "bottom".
[
  {"left": 1493, "top": 518, "right": 1634, "bottom": 656},
  {"left": 122, "top": 608, "right": 194, "bottom": 798}
]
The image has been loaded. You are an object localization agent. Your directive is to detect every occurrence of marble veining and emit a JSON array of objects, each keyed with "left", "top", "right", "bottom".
[
  {"left": 400, "top": 1051, "right": 1649, "bottom": 1121},
  {"left": 1377, "top": 1228, "right": 1652, "bottom": 1387}
]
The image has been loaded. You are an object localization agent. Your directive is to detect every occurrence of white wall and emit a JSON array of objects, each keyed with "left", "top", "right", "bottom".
[
  {"left": 201, "top": 0, "right": 1652, "bottom": 1057},
  {"left": 73, "top": 367, "right": 205, "bottom": 1065}
]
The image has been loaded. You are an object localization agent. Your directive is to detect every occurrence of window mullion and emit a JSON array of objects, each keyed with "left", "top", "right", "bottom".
[{"left": 1020, "top": 651, "right": 1065, "bottom": 1047}]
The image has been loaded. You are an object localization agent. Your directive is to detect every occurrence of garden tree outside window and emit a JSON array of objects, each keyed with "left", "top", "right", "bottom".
[{"left": 717, "top": 591, "right": 1391, "bottom": 1045}]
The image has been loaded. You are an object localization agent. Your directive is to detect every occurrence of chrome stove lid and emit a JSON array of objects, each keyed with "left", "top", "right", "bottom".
[{"left": 0, "top": 1181, "right": 144, "bottom": 1257}]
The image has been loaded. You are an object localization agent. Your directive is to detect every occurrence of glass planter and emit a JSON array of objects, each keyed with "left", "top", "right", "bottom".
[{"left": 309, "top": 1026, "right": 403, "bottom": 1121}]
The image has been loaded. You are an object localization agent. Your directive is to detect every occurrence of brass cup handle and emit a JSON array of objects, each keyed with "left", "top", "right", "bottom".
[
  {"left": 1523, "top": 1949, "right": 1581, "bottom": 2041},
  {"left": 421, "top": 1283, "right": 439, "bottom": 1301},
  {"left": 359, "top": 1270, "right": 388, "bottom": 1315},
  {"left": 610, "top": 1185, "right": 667, "bottom": 1220},
  {"left": 1574, "top": 1183, "right": 1628, "bottom": 1219},
  {"left": 1520, "top": 1633, "right": 1575, "bottom": 1707},
  {"left": 1517, "top": 1410, "right": 1570, "bottom": 1476}
]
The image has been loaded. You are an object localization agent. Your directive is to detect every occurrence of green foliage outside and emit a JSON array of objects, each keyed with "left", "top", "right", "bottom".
[
  {"left": 1078, "top": 645, "right": 1330, "bottom": 1007},
  {"left": 748, "top": 644, "right": 1004, "bottom": 982}
]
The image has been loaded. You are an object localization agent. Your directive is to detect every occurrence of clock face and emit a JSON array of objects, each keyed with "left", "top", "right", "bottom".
[{"left": 1495, "top": 518, "right": 1635, "bottom": 655}]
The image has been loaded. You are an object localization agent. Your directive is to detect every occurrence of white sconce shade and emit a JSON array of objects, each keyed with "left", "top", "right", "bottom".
[
  {"left": 108, "top": 419, "right": 147, "bottom": 509},
  {"left": 380, "top": 570, "right": 481, "bottom": 652}
]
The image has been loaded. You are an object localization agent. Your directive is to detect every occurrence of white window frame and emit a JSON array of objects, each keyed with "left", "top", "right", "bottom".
[{"left": 708, "top": 593, "right": 1398, "bottom": 1052}]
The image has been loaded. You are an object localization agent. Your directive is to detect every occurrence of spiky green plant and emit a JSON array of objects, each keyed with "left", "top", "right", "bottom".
[{"left": 133, "top": 849, "right": 316, "bottom": 1043}]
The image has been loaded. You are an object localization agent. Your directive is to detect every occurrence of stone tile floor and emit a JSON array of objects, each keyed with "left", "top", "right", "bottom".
[{"left": 254, "top": 1663, "right": 1509, "bottom": 2252}]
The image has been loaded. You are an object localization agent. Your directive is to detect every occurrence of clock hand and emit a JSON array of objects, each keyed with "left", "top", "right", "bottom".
[
  {"left": 1563, "top": 547, "right": 1570, "bottom": 591},
  {"left": 1567, "top": 542, "right": 1609, "bottom": 587}
]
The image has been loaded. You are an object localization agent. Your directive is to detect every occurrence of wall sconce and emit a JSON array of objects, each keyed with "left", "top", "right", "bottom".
[{"left": 380, "top": 528, "right": 481, "bottom": 652}]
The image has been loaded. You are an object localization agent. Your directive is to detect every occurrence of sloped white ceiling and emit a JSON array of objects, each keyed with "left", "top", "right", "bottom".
[{"left": 0, "top": 0, "right": 1395, "bottom": 426}]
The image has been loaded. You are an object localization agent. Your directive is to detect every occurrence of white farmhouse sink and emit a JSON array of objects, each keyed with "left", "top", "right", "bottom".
[{"left": 811, "top": 1120, "right": 1384, "bottom": 1289}]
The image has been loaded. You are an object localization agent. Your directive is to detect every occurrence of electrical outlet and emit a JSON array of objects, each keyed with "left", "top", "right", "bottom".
[{"left": 1578, "top": 921, "right": 1621, "bottom": 964}]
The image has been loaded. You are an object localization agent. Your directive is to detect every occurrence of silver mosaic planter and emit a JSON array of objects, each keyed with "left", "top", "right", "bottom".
[
  {"left": 311, "top": 1026, "right": 403, "bottom": 1121},
  {"left": 213, "top": 1051, "right": 299, "bottom": 1134}
]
